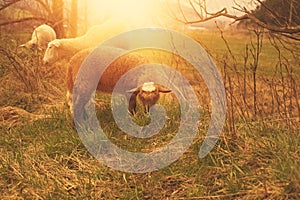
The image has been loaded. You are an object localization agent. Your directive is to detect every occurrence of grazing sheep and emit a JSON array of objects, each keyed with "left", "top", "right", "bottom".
[
  {"left": 20, "top": 24, "right": 56, "bottom": 50},
  {"left": 66, "top": 46, "right": 171, "bottom": 117},
  {"left": 43, "top": 18, "right": 129, "bottom": 65},
  {"left": 66, "top": 47, "right": 145, "bottom": 115},
  {"left": 127, "top": 82, "right": 171, "bottom": 113}
]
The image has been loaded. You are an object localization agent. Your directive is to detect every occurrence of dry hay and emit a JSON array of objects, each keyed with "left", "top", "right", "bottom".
[{"left": 0, "top": 106, "right": 50, "bottom": 128}]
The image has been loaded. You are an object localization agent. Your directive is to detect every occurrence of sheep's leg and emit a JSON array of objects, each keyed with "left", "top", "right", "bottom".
[
  {"left": 143, "top": 104, "right": 149, "bottom": 114},
  {"left": 127, "top": 92, "right": 138, "bottom": 115},
  {"left": 72, "top": 91, "right": 92, "bottom": 123},
  {"left": 66, "top": 91, "right": 73, "bottom": 113}
]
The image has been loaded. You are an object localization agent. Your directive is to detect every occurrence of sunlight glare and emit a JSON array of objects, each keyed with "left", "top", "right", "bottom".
[{"left": 87, "top": 0, "right": 159, "bottom": 27}]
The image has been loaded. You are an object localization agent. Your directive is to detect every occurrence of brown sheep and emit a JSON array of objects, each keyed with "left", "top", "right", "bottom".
[
  {"left": 66, "top": 47, "right": 141, "bottom": 115},
  {"left": 127, "top": 82, "right": 171, "bottom": 113},
  {"left": 66, "top": 46, "right": 171, "bottom": 118}
]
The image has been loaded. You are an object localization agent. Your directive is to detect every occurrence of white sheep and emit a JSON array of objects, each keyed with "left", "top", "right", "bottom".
[
  {"left": 66, "top": 46, "right": 171, "bottom": 117},
  {"left": 20, "top": 24, "right": 56, "bottom": 50},
  {"left": 43, "top": 18, "right": 129, "bottom": 65}
]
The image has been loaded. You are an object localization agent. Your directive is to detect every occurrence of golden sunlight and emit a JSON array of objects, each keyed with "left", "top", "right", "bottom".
[
  {"left": 83, "top": 0, "right": 255, "bottom": 30},
  {"left": 87, "top": 0, "right": 159, "bottom": 27}
]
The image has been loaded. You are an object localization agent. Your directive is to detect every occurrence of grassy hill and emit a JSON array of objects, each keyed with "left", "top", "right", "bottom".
[{"left": 0, "top": 28, "right": 299, "bottom": 199}]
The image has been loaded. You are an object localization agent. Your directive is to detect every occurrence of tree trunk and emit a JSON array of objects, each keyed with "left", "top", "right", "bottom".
[
  {"left": 52, "top": 0, "right": 64, "bottom": 38},
  {"left": 70, "top": 0, "right": 78, "bottom": 37}
]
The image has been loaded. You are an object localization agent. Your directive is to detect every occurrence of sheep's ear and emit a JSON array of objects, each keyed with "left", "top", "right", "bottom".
[
  {"left": 50, "top": 40, "right": 60, "bottom": 47},
  {"left": 30, "top": 43, "right": 37, "bottom": 49},
  {"left": 157, "top": 85, "right": 172, "bottom": 93},
  {"left": 126, "top": 87, "right": 140, "bottom": 93}
]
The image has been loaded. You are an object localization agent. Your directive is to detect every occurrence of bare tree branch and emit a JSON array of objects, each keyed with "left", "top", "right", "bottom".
[
  {"left": 256, "top": 0, "right": 283, "bottom": 26},
  {"left": 0, "top": 17, "right": 50, "bottom": 26},
  {"left": 177, "top": 0, "right": 189, "bottom": 23},
  {"left": 171, "top": 0, "right": 300, "bottom": 40},
  {"left": 174, "top": 7, "right": 248, "bottom": 24},
  {"left": 0, "top": 0, "right": 22, "bottom": 11},
  {"left": 239, "top": 8, "right": 300, "bottom": 34},
  {"left": 187, "top": 0, "right": 204, "bottom": 20},
  {"left": 34, "top": 0, "right": 51, "bottom": 15},
  {"left": 288, "top": 0, "right": 294, "bottom": 26}
]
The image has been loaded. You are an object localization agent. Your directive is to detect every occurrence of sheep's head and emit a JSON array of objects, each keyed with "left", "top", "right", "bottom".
[
  {"left": 43, "top": 40, "right": 60, "bottom": 65},
  {"left": 127, "top": 82, "right": 172, "bottom": 114},
  {"left": 19, "top": 40, "right": 39, "bottom": 50},
  {"left": 20, "top": 30, "right": 44, "bottom": 50}
]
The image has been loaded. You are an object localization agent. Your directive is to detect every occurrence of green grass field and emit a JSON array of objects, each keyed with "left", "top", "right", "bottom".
[{"left": 0, "top": 29, "right": 299, "bottom": 199}]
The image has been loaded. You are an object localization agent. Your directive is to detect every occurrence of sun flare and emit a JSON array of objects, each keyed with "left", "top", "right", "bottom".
[{"left": 87, "top": 0, "right": 159, "bottom": 27}]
